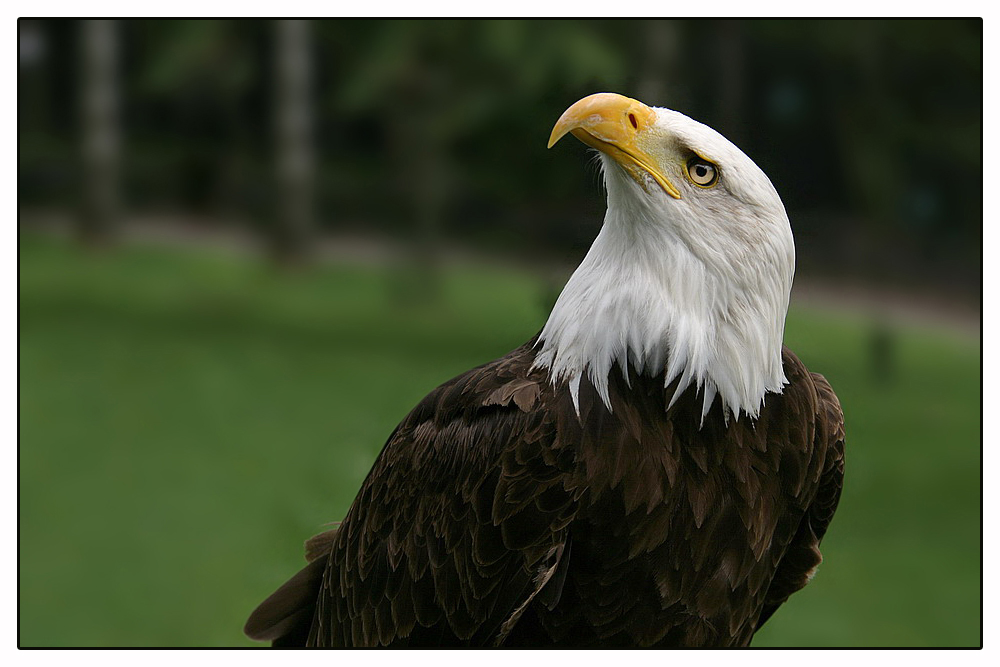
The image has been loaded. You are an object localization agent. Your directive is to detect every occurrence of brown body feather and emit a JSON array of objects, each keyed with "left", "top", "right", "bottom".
[{"left": 245, "top": 336, "right": 844, "bottom": 647}]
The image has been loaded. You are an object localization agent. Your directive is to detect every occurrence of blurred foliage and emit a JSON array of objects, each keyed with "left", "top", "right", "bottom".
[
  {"left": 18, "top": 234, "right": 979, "bottom": 647},
  {"left": 18, "top": 18, "right": 982, "bottom": 291},
  {"left": 319, "top": 20, "right": 625, "bottom": 253}
]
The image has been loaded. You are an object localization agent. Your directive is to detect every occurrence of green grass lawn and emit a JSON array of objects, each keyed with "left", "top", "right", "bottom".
[{"left": 18, "top": 234, "right": 981, "bottom": 647}]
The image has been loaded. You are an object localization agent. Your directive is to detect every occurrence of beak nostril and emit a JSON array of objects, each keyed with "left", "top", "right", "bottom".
[{"left": 628, "top": 112, "right": 639, "bottom": 130}]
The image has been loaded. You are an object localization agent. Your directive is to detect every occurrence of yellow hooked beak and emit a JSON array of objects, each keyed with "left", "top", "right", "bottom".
[{"left": 548, "top": 92, "right": 681, "bottom": 199}]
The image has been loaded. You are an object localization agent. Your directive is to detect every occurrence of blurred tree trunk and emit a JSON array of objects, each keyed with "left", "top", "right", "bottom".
[
  {"left": 273, "top": 19, "right": 314, "bottom": 264},
  {"left": 406, "top": 105, "right": 448, "bottom": 291},
  {"left": 714, "top": 19, "right": 746, "bottom": 144},
  {"left": 637, "top": 20, "right": 679, "bottom": 106},
  {"left": 79, "top": 19, "right": 120, "bottom": 246},
  {"left": 386, "top": 61, "right": 449, "bottom": 303}
]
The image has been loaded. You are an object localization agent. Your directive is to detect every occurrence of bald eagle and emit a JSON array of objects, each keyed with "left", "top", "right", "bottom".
[{"left": 245, "top": 93, "right": 845, "bottom": 647}]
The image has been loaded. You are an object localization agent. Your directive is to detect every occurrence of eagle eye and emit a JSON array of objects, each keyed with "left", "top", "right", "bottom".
[{"left": 686, "top": 158, "right": 718, "bottom": 188}]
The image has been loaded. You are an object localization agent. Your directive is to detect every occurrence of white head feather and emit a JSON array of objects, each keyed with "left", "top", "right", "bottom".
[{"left": 533, "top": 101, "right": 795, "bottom": 421}]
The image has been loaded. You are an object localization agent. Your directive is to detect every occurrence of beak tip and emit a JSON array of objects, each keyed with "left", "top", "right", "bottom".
[{"left": 546, "top": 129, "right": 565, "bottom": 150}]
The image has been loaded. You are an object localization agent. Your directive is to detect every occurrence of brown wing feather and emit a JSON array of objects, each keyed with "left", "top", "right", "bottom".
[
  {"left": 244, "top": 552, "right": 327, "bottom": 645},
  {"left": 756, "top": 368, "right": 846, "bottom": 630}
]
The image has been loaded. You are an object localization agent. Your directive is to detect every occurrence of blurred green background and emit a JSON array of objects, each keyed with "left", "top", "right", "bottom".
[{"left": 18, "top": 19, "right": 980, "bottom": 647}]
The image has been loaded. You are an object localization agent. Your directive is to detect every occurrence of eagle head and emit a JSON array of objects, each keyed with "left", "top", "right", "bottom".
[{"left": 534, "top": 93, "right": 795, "bottom": 421}]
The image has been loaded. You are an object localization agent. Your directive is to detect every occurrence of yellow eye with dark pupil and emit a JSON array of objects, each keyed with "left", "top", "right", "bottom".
[{"left": 687, "top": 158, "right": 718, "bottom": 187}]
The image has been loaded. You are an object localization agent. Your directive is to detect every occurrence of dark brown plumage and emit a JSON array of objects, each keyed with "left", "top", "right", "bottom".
[
  {"left": 245, "top": 338, "right": 844, "bottom": 647},
  {"left": 245, "top": 92, "right": 846, "bottom": 647}
]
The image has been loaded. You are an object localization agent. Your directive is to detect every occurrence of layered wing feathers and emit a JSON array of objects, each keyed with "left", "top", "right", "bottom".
[
  {"left": 308, "top": 341, "right": 579, "bottom": 646},
  {"left": 246, "top": 342, "right": 844, "bottom": 647}
]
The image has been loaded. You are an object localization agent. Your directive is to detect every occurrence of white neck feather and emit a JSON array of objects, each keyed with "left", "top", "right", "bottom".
[{"left": 533, "top": 161, "right": 794, "bottom": 421}]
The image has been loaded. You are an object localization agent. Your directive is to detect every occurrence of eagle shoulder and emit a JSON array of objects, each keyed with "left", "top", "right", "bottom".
[
  {"left": 755, "top": 351, "right": 846, "bottom": 630},
  {"left": 306, "top": 340, "right": 578, "bottom": 646}
]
